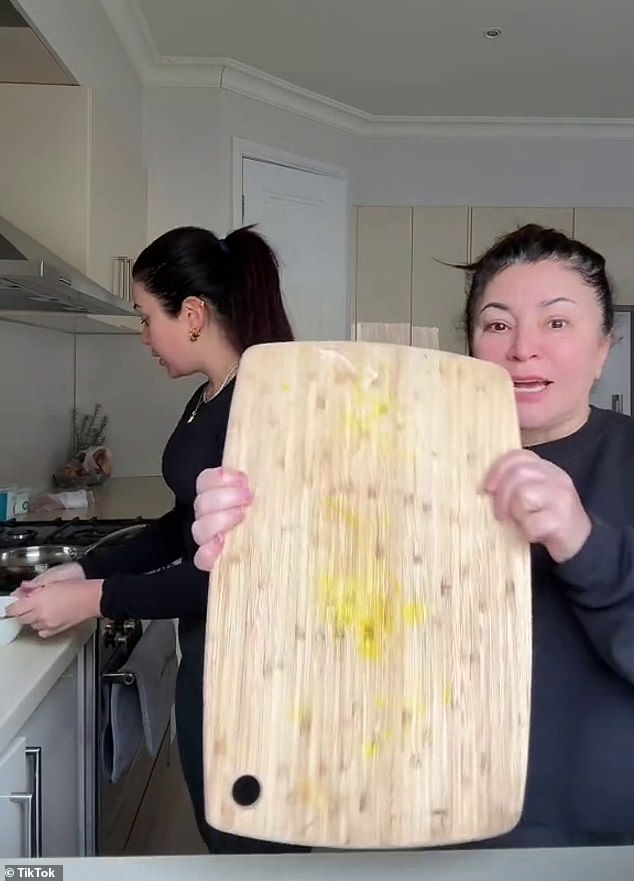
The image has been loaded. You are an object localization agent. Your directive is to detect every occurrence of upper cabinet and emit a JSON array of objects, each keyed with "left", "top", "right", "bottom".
[
  {"left": 0, "top": 84, "right": 147, "bottom": 300},
  {"left": 355, "top": 206, "right": 412, "bottom": 327},
  {"left": 470, "top": 207, "right": 574, "bottom": 260},
  {"left": 412, "top": 207, "right": 469, "bottom": 354},
  {"left": 573, "top": 209, "right": 634, "bottom": 305},
  {"left": 0, "top": 84, "right": 90, "bottom": 272},
  {"left": 88, "top": 96, "right": 148, "bottom": 294}
]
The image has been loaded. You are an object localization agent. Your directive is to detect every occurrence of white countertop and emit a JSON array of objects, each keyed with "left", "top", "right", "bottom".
[
  {"left": 16, "top": 476, "right": 172, "bottom": 522},
  {"left": 0, "top": 620, "right": 94, "bottom": 753},
  {"left": 15, "top": 848, "right": 634, "bottom": 880}
]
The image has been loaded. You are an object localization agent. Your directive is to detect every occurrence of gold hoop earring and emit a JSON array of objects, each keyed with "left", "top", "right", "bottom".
[{"left": 189, "top": 328, "right": 201, "bottom": 342}]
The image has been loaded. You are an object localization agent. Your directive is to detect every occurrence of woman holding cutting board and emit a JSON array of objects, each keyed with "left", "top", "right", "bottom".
[
  {"left": 7, "top": 224, "right": 309, "bottom": 855},
  {"left": 192, "top": 224, "right": 634, "bottom": 848}
]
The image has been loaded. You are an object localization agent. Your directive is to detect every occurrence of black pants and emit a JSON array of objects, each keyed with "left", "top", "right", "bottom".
[{"left": 175, "top": 620, "right": 310, "bottom": 854}]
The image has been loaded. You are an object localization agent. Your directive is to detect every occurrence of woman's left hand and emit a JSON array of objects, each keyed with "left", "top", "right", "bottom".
[
  {"left": 482, "top": 449, "right": 592, "bottom": 563},
  {"left": 7, "top": 579, "right": 104, "bottom": 638}
]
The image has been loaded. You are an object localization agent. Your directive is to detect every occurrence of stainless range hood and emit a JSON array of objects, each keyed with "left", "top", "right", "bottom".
[{"left": 0, "top": 214, "right": 136, "bottom": 318}]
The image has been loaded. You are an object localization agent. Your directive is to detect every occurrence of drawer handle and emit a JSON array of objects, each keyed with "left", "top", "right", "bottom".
[
  {"left": 9, "top": 791, "right": 33, "bottom": 858},
  {"left": 10, "top": 746, "right": 42, "bottom": 858}
]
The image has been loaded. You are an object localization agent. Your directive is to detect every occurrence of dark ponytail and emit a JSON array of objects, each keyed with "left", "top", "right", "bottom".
[
  {"left": 221, "top": 226, "right": 294, "bottom": 350},
  {"left": 132, "top": 224, "right": 294, "bottom": 352}
]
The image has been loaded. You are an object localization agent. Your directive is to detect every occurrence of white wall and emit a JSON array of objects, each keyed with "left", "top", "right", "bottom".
[
  {"left": 74, "top": 335, "right": 200, "bottom": 477},
  {"left": 356, "top": 135, "right": 634, "bottom": 207},
  {"left": 0, "top": 323, "right": 74, "bottom": 489},
  {"left": 0, "top": 324, "right": 199, "bottom": 486},
  {"left": 143, "top": 87, "right": 358, "bottom": 239}
]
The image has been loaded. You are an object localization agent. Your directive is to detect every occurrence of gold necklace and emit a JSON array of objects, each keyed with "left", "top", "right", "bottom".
[{"left": 187, "top": 364, "right": 239, "bottom": 424}]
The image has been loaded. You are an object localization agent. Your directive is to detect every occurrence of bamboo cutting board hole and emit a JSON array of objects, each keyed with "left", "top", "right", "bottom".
[{"left": 232, "top": 774, "right": 262, "bottom": 807}]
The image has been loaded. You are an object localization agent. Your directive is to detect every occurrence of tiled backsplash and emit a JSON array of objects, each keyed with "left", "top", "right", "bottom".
[
  {"left": 0, "top": 322, "right": 75, "bottom": 488},
  {"left": 75, "top": 334, "right": 200, "bottom": 477},
  {"left": 0, "top": 324, "right": 201, "bottom": 488}
]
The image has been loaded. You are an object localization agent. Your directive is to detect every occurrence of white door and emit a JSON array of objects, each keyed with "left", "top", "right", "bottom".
[
  {"left": 242, "top": 157, "right": 349, "bottom": 341},
  {"left": 591, "top": 311, "right": 632, "bottom": 415}
]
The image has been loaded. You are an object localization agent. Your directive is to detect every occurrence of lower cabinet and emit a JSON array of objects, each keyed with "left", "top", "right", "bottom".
[{"left": 0, "top": 651, "right": 88, "bottom": 858}]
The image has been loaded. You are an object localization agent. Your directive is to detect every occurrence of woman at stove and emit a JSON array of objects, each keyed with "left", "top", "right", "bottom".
[
  {"left": 189, "top": 224, "right": 634, "bottom": 848},
  {"left": 7, "top": 224, "right": 308, "bottom": 855}
]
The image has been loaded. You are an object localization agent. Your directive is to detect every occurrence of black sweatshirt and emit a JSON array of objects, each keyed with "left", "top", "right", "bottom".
[
  {"left": 85, "top": 396, "right": 634, "bottom": 841},
  {"left": 498, "top": 406, "right": 634, "bottom": 844},
  {"left": 81, "top": 380, "right": 234, "bottom": 622}
]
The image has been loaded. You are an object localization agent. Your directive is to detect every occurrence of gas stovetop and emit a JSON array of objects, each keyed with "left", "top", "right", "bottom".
[{"left": 0, "top": 517, "right": 153, "bottom": 549}]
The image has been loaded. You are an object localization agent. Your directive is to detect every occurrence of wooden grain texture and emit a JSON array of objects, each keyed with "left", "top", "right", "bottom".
[
  {"left": 412, "top": 326, "right": 440, "bottom": 350},
  {"left": 356, "top": 322, "right": 411, "bottom": 345},
  {"left": 204, "top": 341, "right": 531, "bottom": 849},
  {"left": 356, "top": 323, "right": 440, "bottom": 350}
]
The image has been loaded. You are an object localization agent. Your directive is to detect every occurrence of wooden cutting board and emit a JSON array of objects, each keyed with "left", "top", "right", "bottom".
[{"left": 203, "top": 341, "right": 532, "bottom": 849}]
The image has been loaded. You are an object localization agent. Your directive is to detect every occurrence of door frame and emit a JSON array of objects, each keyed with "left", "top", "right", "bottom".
[
  {"left": 232, "top": 137, "right": 353, "bottom": 337},
  {"left": 232, "top": 138, "right": 349, "bottom": 228}
]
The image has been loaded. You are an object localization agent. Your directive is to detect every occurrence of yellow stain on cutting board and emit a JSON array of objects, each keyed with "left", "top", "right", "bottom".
[
  {"left": 364, "top": 728, "right": 394, "bottom": 760},
  {"left": 343, "top": 379, "right": 394, "bottom": 446},
  {"left": 443, "top": 684, "right": 455, "bottom": 706},
  {"left": 318, "top": 495, "right": 426, "bottom": 660}
]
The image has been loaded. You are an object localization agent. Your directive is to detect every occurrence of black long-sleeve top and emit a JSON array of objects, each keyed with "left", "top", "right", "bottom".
[
  {"left": 508, "top": 405, "right": 634, "bottom": 841},
  {"left": 82, "top": 380, "right": 234, "bottom": 622}
]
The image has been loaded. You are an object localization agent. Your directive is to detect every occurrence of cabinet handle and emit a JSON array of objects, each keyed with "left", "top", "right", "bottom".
[
  {"left": 126, "top": 257, "right": 132, "bottom": 301},
  {"left": 10, "top": 747, "right": 42, "bottom": 858},
  {"left": 9, "top": 791, "right": 33, "bottom": 858},
  {"left": 112, "top": 256, "right": 132, "bottom": 299},
  {"left": 26, "top": 747, "right": 42, "bottom": 858},
  {"left": 612, "top": 393, "right": 624, "bottom": 414}
]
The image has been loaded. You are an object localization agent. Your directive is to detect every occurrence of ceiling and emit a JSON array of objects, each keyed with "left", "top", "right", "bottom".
[
  {"left": 0, "top": 0, "right": 74, "bottom": 85},
  {"left": 125, "top": 0, "right": 634, "bottom": 120}
]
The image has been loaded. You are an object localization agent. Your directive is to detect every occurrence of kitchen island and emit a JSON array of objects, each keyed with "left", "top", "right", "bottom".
[{"left": 14, "top": 848, "right": 634, "bottom": 879}]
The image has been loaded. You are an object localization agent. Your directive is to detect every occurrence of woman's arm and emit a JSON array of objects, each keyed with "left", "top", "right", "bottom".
[
  {"left": 556, "top": 519, "right": 634, "bottom": 682},
  {"left": 81, "top": 506, "right": 185, "bottom": 579},
  {"left": 483, "top": 449, "right": 634, "bottom": 683}
]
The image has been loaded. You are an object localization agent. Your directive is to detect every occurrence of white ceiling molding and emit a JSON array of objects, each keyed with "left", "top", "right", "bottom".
[{"left": 100, "top": 0, "right": 634, "bottom": 140}]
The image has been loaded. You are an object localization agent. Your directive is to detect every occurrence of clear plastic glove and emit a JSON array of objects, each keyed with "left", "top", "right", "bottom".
[
  {"left": 192, "top": 467, "right": 254, "bottom": 572},
  {"left": 19, "top": 561, "right": 85, "bottom": 592}
]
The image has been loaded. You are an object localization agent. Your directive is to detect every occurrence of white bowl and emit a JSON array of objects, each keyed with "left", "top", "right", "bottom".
[{"left": 0, "top": 595, "right": 22, "bottom": 645}]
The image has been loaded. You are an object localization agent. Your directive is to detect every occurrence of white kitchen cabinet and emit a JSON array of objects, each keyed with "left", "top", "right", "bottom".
[
  {"left": 14, "top": 653, "right": 85, "bottom": 857},
  {"left": 573, "top": 209, "right": 634, "bottom": 305},
  {"left": 412, "top": 207, "right": 470, "bottom": 354},
  {"left": 0, "top": 84, "right": 89, "bottom": 273},
  {"left": 0, "top": 736, "right": 29, "bottom": 858},
  {"left": 88, "top": 96, "right": 148, "bottom": 296},
  {"left": 0, "top": 83, "right": 147, "bottom": 301},
  {"left": 355, "top": 207, "right": 413, "bottom": 334},
  {"left": 470, "top": 207, "right": 574, "bottom": 260}
]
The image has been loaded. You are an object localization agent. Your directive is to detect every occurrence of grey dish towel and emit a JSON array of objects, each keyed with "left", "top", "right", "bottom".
[{"left": 101, "top": 619, "right": 178, "bottom": 784}]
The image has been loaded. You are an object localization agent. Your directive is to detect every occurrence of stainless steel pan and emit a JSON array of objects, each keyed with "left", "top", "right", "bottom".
[{"left": 0, "top": 524, "right": 146, "bottom": 590}]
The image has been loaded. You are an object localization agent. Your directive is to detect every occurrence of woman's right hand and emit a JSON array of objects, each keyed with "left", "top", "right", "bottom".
[
  {"left": 192, "top": 467, "right": 254, "bottom": 572},
  {"left": 18, "top": 562, "right": 85, "bottom": 593}
]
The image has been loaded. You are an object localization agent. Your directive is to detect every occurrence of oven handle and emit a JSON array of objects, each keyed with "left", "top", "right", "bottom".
[{"left": 102, "top": 671, "right": 136, "bottom": 686}]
